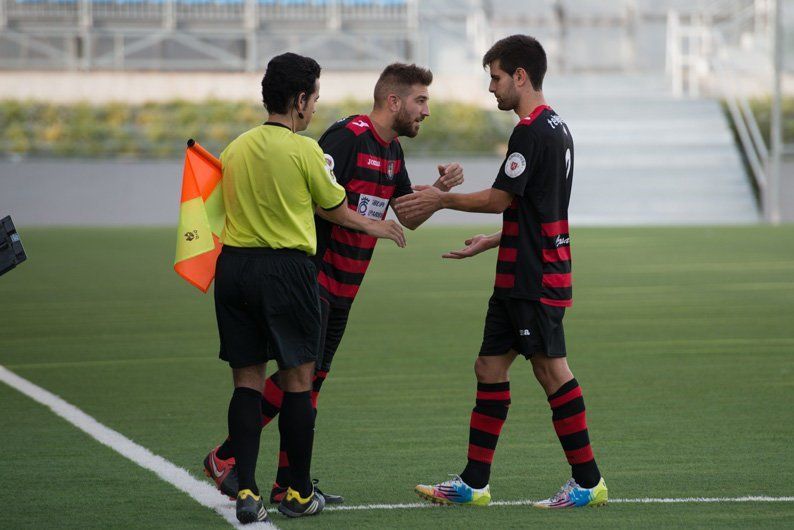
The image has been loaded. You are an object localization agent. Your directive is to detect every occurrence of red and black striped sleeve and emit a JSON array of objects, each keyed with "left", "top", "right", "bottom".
[
  {"left": 392, "top": 142, "right": 412, "bottom": 199},
  {"left": 318, "top": 119, "right": 358, "bottom": 188}
]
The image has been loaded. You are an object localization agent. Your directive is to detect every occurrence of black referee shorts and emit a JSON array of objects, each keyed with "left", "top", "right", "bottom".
[
  {"left": 479, "top": 294, "right": 567, "bottom": 359},
  {"left": 214, "top": 246, "right": 322, "bottom": 370}
]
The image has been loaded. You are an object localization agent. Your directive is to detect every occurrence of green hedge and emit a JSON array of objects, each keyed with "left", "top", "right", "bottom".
[{"left": 0, "top": 100, "right": 514, "bottom": 159}]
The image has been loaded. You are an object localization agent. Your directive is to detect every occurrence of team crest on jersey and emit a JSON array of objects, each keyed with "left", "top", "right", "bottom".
[
  {"left": 387, "top": 161, "right": 395, "bottom": 179},
  {"left": 323, "top": 153, "right": 337, "bottom": 182},
  {"left": 505, "top": 152, "right": 526, "bottom": 178}
]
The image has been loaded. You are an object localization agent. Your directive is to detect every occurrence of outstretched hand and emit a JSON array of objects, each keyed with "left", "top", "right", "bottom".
[
  {"left": 435, "top": 163, "right": 464, "bottom": 191},
  {"left": 442, "top": 234, "right": 494, "bottom": 259},
  {"left": 393, "top": 184, "right": 444, "bottom": 220}
]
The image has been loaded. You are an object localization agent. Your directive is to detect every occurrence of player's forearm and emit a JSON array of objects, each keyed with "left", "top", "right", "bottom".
[
  {"left": 439, "top": 189, "right": 506, "bottom": 214},
  {"left": 322, "top": 204, "right": 391, "bottom": 238},
  {"left": 317, "top": 203, "right": 364, "bottom": 231}
]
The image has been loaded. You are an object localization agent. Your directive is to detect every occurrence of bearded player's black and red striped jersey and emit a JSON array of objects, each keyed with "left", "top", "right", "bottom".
[
  {"left": 491, "top": 105, "right": 574, "bottom": 307},
  {"left": 314, "top": 114, "right": 413, "bottom": 307}
]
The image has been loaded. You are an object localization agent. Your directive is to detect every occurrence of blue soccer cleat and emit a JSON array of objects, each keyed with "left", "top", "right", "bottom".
[
  {"left": 415, "top": 475, "right": 491, "bottom": 506},
  {"left": 533, "top": 477, "right": 608, "bottom": 509}
]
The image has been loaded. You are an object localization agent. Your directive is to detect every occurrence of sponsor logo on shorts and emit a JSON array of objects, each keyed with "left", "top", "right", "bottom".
[
  {"left": 184, "top": 230, "right": 199, "bottom": 242},
  {"left": 519, "top": 329, "right": 531, "bottom": 336}
]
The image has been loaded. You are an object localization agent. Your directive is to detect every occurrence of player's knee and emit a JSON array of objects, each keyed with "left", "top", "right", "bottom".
[
  {"left": 232, "top": 363, "right": 266, "bottom": 390},
  {"left": 531, "top": 360, "right": 546, "bottom": 378},
  {"left": 279, "top": 362, "right": 314, "bottom": 392},
  {"left": 531, "top": 359, "right": 555, "bottom": 387},
  {"left": 531, "top": 356, "right": 573, "bottom": 393},
  {"left": 474, "top": 356, "right": 508, "bottom": 383}
]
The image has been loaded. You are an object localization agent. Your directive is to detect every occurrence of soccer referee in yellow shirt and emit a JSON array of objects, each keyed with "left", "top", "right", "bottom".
[{"left": 214, "top": 52, "right": 405, "bottom": 524}]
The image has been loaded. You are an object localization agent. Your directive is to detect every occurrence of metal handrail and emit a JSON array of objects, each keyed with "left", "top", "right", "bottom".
[
  {"left": 723, "top": 87, "right": 768, "bottom": 191},
  {"left": 667, "top": 0, "right": 793, "bottom": 221}
]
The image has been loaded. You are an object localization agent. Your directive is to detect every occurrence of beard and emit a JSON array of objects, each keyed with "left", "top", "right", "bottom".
[
  {"left": 496, "top": 88, "right": 520, "bottom": 111},
  {"left": 394, "top": 107, "right": 421, "bottom": 138}
]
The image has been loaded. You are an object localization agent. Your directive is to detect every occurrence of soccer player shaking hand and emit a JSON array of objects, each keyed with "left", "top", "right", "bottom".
[
  {"left": 397, "top": 35, "right": 608, "bottom": 510},
  {"left": 204, "top": 62, "right": 464, "bottom": 508}
]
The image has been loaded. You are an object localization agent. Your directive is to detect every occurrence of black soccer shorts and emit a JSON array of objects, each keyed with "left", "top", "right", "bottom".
[
  {"left": 316, "top": 299, "right": 351, "bottom": 373},
  {"left": 214, "top": 246, "right": 322, "bottom": 370},
  {"left": 479, "top": 294, "right": 567, "bottom": 359}
]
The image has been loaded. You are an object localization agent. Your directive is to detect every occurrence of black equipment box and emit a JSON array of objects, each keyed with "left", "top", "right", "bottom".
[{"left": 0, "top": 215, "right": 26, "bottom": 277}]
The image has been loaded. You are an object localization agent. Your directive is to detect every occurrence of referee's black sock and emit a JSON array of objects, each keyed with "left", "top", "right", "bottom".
[
  {"left": 279, "top": 390, "right": 315, "bottom": 498},
  {"left": 228, "top": 386, "right": 263, "bottom": 496}
]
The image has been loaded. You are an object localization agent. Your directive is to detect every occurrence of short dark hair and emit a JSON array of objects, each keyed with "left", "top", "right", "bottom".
[
  {"left": 482, "top": 35, "right": 547, "bottom": 91},
  {"left": 261, "top": 52, "right": 321, "bottom": 114},
  {"left": 373, "top": 63, "right": 433, "bottom": 106}
]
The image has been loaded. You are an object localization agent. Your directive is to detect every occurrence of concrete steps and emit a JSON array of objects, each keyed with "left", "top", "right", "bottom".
[{"left": 552, "top": 74, "right": 760, "bottom": 225}]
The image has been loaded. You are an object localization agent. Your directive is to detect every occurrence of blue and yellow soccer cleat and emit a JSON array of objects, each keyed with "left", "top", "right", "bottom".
[
  {"left": 533, "top": 477, "right": 608, "bottom": 509},
  {"left": 415, "top": 475, "right": 491, "bottom": 506}
]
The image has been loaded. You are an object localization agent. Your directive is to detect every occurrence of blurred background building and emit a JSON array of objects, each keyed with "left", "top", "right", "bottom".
[
  {"left": 0, "top": 0, "right": 788, "bottom": 75},
  {"left": 0, "top": 0, "right": 791, "bottom": 225}
]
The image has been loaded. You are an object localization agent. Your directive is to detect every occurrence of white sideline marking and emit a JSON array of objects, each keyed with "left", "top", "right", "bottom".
[
  {"left": 0, "top": 366, "right": 276, "bottom": 529},
  {"left": 4, "top": 366, "right": 791, "bottom": 522},
  {"left": 325, "top": 496, "right": 794, "bottom": 512}
]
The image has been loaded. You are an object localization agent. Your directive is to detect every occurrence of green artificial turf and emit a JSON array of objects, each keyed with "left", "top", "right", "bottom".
[{"left": 1, "top": 225, "right": 793, "bottom": 528}]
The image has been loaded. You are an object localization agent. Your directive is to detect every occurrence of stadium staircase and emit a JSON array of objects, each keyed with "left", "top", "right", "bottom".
[{"left": 547, "top": 73, "right": 761, "bottom": 225}]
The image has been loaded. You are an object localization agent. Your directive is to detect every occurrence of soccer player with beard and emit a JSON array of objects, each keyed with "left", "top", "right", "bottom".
[
  {"left": 204, "top": 63, "right": 464, "bottom": 505},
  {"left": 395, "top": 35, "right": 608, "bottom": 509}
]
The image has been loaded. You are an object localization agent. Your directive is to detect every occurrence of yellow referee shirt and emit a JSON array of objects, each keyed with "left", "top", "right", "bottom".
[{"left": 220, "top": 123, "right": 346, "bottom": 255}]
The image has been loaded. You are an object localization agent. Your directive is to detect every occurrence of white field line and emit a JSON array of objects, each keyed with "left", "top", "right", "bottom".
[
  {"left": 4, "top": 365, "right": 791, "bottom": 522},
  {"left": 0, "top": 366, "right": 276, "bottom": 529},
  {"left": 325, "top": 496, "right": 794, "bottom": 512}
]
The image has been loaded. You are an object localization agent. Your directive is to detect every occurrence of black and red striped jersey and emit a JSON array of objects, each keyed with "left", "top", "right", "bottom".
[
  {"left": 313, "top": 114, "right": 412, "bottom": 307},
  {"left": 491, "top": 105, "right": 574, "bottom": 307}
]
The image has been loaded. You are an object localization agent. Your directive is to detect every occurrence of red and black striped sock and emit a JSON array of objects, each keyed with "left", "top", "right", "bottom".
[
  {"left": 548, "top": 378, "right": 601, "bottom": 488},
  {"left": 459, "top": 381, "right": 511, "bottom": 489},
  {"left": 311, "top": 370, "right": 328, "bottom": 409},
  {"left": 261, "top": 374, "right": 284, "bottom": 428}
]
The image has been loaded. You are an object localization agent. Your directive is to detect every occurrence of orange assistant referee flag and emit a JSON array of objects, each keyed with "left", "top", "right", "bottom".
[{"left": 174, "top": 139, "right": 225, "bottom": 292}]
